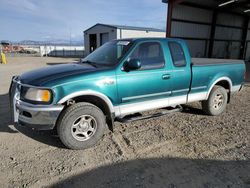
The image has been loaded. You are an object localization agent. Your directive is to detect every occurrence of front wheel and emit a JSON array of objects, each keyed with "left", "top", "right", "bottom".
[
  {"left": 202, "top": 86, "right": 228, "bottom": 116},
  {"left": 57, "top": 102, "right": 106, "bottom": 150}
]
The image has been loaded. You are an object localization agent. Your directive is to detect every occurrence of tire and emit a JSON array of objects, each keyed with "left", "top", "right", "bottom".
[
  {"left": 202, "top": 85, "right": 228, "bottom": 116},
  {"left": 57, "top": 102, "right": 106, "bottom": 150}
]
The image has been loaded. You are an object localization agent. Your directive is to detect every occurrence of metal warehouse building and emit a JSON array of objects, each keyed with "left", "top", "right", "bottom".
[
  {"left": 163, "top": 0, "right": 250, "bottom": 60},
  {"left": 84, "top": 23, "right": 165, "bottom": 55}
]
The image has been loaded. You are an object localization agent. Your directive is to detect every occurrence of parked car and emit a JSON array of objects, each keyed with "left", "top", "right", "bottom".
[{"left": 10, "top": 38, "right": 246, "bottom": 149}]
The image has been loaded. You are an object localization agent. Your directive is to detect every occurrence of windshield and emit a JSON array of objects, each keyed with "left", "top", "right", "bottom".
[{"left": 82, "top": 40, "right": 132, "bottom": 66}]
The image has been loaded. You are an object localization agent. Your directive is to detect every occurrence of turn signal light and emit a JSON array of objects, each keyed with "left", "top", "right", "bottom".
[{"left": 41, "top": 90, "right": 51, "bottom": 102}]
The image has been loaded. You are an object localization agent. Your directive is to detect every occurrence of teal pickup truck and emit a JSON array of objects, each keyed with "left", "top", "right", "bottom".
[{"left": 10, "top": 38, "right": 245, "bottom": 149}]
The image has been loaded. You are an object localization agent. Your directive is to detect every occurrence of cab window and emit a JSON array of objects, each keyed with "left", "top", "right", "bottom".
[
  {"left": 168, "top": 42, "right": 186, "bottom": 67},
  {"left": 129, "top": 42, "right": 165, "bottom": 70}
]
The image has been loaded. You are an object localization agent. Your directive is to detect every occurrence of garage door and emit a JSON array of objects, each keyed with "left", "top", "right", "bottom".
[{"left": 100, "top": 33, "right": 109, "bottom": 46}]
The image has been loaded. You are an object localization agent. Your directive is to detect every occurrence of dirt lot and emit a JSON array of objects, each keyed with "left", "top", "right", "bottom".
[{"left": 0, "top": 57, "right": 250, "bottom": 188}]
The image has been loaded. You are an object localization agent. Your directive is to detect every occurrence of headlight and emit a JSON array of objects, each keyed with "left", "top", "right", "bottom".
[{"left": 23, "top": 88, "right": 52, "bottom": 103}]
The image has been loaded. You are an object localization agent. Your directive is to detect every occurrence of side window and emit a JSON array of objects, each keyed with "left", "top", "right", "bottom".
[
  {"left": 129, "top": 42, "right": 165, "bottom": 70},
  {"left": 169, "top": 42, "right": 186, "bottom": 67}
]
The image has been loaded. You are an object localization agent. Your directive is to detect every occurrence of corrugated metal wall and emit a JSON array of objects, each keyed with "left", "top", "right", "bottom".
[
  {"left": 245, "top": 21, "right": 250, "bottom": 60},
  {"left": 215, "top": 13, "right": 243, "bottom": 59},
  {"left": 216, "top": 13, "right": 243, "bottom": 27},
  {"left": 172, "top": 5, "right": 212, "bottom": 22},
  {"left": 171, "top": 4, "right": 249, "bottom": 59},
  {"left": 171, "top": 5, "right": 212, "bottom": 57},
  {"left": 119, "top": 29, "right": 165, "bottom": 39}
]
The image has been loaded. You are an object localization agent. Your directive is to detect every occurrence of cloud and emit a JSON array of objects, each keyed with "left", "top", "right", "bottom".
[
  {"left": 0, "top": 0, "right": 167, "bottom": 41},
  {"left": 1, "top": 0, "right": 37, "bottom": 13}
]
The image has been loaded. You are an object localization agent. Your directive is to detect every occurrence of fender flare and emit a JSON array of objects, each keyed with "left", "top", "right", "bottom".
[
  {"left": 206, "top": 76, "right": 232, "bottom": 99},
  {"left": 57, "top": 90, "right": 115, "bottom": 113}
]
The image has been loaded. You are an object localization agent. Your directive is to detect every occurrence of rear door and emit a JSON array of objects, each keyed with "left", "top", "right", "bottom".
[
  {"left": 116, "top": 40, "right": 172, "bottom": 115},
  {"left": 167, "top": 41, "right": 191, "bottom": 105}
]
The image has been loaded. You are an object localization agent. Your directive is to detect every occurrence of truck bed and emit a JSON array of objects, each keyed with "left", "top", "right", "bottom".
[
  {"left": 192, "top": 58, "right": 244, "bottom": 66},
  {"left": 189, "top": 57, "right": 245, "bottom": 102}
]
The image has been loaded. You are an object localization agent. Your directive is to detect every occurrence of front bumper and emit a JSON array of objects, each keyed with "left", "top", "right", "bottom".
[
  {"left": 9, "top": 77, "right": 64, "bottom": 130},
  {"left": 16, "top": 101, "right": 64, "bottom": 130}
]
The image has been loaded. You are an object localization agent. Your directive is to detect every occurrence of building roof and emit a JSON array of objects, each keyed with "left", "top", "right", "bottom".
[
  {"left": 84, "top": 23, "right": 165, "bottom": 33},
  {"left": 162, "top": 0, "right": 250, "bottom": 15}
]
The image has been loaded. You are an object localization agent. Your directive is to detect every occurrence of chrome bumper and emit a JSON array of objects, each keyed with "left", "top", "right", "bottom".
[
  {"left": 9, "top": 77, "right": 64, "bottom": 130},
  {"left": 16, "top": 101, "right": 64, "bottom": 130}
]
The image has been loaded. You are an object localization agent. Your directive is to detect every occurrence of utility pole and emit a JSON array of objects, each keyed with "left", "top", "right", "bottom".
[
  {"left": 70, "top": 28, "right": 72, "bottom": 46},
  {"left": 70, "top": 27, "right": 72, "bottom": 57}
]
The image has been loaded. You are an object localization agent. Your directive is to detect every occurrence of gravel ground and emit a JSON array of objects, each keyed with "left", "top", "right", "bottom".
[{"left": 0, "top": 57, "right": 250, "bottom": 188}]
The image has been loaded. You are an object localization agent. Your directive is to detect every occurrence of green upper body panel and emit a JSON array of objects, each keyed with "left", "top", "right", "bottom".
[{"left": 19, "top": 38, "right": 246, "bottom": 107}]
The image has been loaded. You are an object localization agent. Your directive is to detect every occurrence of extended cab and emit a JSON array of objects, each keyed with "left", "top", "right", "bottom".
[{"left": 10, "top": 38, "right": 246, "bottom": 149}]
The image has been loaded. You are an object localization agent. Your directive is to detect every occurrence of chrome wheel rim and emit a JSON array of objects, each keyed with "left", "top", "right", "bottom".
[
  {"left": 71, "top": 115, "right": 97, "bottom": 141},
  {"left": 213, "top": 93, "right": 224, "bottom": 110}
]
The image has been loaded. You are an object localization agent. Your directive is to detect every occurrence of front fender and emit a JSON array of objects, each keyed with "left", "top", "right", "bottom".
[{"left": 57, "top": 90, "right": 115, "bottom": 114}]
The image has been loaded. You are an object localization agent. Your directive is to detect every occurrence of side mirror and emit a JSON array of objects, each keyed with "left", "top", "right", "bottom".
[{"left": 124, "top": 59, "right": 141, "bottom": 71}]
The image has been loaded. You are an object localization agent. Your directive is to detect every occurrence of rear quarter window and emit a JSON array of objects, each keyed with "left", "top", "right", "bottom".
[{"left": 169, "top": 42, "right": 186, "bottom": 67}]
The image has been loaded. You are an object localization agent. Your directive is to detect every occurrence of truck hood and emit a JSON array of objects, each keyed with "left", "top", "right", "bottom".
[{"left": 20, "top": 63, "right": 99, "bottom": 86}]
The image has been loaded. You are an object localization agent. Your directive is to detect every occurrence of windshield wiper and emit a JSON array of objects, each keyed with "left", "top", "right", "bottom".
[{"left": 81, "top": 60, "right": 98, "bottom": 68}]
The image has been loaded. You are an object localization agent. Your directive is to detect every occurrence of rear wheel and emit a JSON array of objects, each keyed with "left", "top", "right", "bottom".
[
  {"left": 57, "top": 102, "right": 106, "bottom": 150},
  {"left": 202, "top": 86, "right": 228, "bottom": 116}
]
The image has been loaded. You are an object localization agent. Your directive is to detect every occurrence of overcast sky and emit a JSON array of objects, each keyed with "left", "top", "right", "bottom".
[{"left": 0, "top": 0, "right": 167, "bottom": 41}]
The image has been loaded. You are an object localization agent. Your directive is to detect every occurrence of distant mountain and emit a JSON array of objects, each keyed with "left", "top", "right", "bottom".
[{"left": 11, "top": 39, "right": 84, "bottom": 46}]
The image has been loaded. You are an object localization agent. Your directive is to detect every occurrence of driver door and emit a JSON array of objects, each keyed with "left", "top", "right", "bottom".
[{"left": 116, "top": 41, "right": 172, "bottom": 116}]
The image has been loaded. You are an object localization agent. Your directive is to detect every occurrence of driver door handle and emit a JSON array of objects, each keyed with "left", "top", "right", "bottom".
[{"left": 162, "top": 74, "right": 171, "bottom": 80}]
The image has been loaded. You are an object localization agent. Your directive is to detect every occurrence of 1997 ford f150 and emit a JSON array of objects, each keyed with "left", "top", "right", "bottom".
[{"left": 9, "top": 38, "right": 246, "bottom": 149}]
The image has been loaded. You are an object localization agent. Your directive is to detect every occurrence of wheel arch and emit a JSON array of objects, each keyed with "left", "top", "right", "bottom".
[
  {"left": 206, "top": 77, "right": 232, "bottom": 102},
  {"left": 58, "top": 90, "right": 115, "bottom": 131}
]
